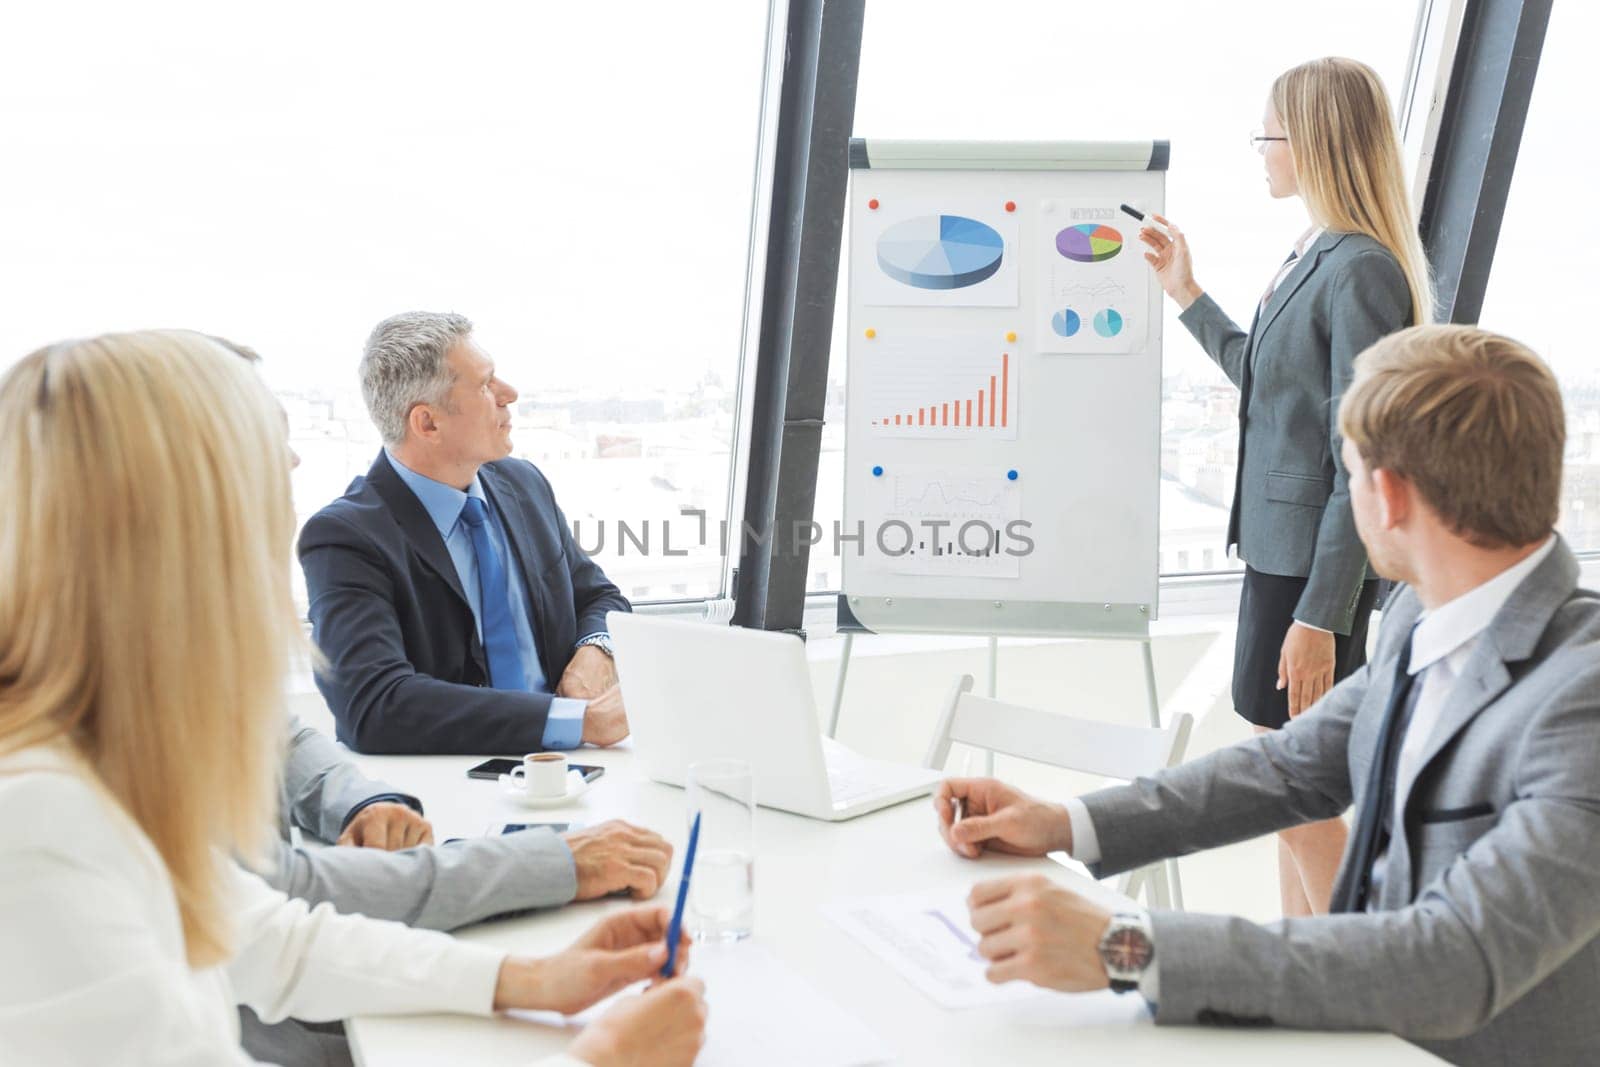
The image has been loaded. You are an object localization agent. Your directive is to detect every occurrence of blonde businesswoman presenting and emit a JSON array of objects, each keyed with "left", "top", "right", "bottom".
[
  {"left": 0, "top": 332, "right": 706, "bottom": 1066},
  {"left": 1139, "top": 58, "right": 1431, "bottom": 916}
]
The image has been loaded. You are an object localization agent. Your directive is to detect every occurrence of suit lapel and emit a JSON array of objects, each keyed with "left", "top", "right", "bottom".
[
  {"left": 1404, "top": 540, "right": 1581, "bottom": 789},
  {"left": 1236, "top": 301, "right": 1266, "bottom": 423},
  {"left": 1405, "top": 643, "right": 1513, "bottom": 795},
  {"left": 366, "top": 451, "right": 472, "bottom": 611},
  {"left": 1251, "top": 231, "right": 1348, "bottom": 367}
]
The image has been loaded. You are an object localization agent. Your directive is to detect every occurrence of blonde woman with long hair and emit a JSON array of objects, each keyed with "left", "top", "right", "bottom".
[
  {"left": 1139, "top": 57, "right": 1431, "bottom": 917},
  {"left": 0, "top": 332, "right": 705, "bottom": 1065}
]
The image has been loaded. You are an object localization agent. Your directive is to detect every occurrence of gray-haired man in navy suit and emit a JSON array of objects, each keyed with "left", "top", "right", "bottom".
[{"left": 299, "top": 312, "right": 632, "bottom": 755}]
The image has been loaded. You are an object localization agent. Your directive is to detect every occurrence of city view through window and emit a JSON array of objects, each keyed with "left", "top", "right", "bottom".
[{"left": 2, "top": 2, "right": 1592, "bottom": 610}]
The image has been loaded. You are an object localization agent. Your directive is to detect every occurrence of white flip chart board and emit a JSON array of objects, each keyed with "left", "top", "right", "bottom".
[{"left": 839, "top": 140, "right": 1167, "bottom": 638}]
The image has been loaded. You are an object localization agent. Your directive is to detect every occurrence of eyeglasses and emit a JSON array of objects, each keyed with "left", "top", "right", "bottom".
[{"left": 1249, "top": 127, "right": 1288, "bottom": 152}]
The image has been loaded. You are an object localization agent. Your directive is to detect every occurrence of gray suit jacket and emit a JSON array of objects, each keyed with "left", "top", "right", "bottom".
[
  {"left": 1179, "top": 231, "right": 1411, "bottom": 633},
  {"left": 263, "top": 718, "right": 578, "bottom": 930},
  {"left": 1080, "top": 539, "right": 1600, "bottom": 1066}
]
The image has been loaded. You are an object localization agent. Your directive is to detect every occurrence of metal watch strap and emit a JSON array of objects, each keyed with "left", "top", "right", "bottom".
[{"left": 577, "top": 633, "right": 614, "bottom": 657}]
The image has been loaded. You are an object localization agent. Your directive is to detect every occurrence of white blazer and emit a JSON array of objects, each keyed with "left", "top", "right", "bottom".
[{"left": 0, "top": 744, "right": 583, "bottom": 1066}]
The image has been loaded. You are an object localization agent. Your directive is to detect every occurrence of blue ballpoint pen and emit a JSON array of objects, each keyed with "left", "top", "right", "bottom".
[{"left": 662, "top": 811, "right": 702, "bottom": 977}]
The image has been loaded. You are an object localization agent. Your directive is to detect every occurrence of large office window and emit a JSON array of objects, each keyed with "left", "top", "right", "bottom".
[
  {"left": 1474, "top": 0, "right": 1598, "bottom": 553},
  {"left": 0, "top": 2, "right": 773, "bottom": 603},
  {"left": 808, "top": 0, "right": 1422, "bottom": 591}
]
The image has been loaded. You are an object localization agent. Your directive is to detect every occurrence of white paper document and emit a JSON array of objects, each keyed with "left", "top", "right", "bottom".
[
  {"left": 826, "top": 887, "right": 1152, "bottom": 1027},
  {"left": 824, "top": 888, "right": 1054, "bottom": 1009},
  {"left": 855, "top": 197, "right": 1020, "bottom": 308},
  {"left": 1033, "top": 200, "right": 1150, "bottom": 355},
  {"left": 510, "top": 941, "right": 893, "bottom": 1067},
  {"left": 860, "top": 331, "right": 1020, "bottom": 442},
  {"left": 862, "top": 462, "right": 1024, "bottom": 580}
]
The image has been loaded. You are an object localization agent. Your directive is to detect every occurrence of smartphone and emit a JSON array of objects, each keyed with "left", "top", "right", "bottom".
[
  {"left": 466, "top": 758, "right": 605, "bottom": 784},
  {"left": 497, "top": 822, "right": 575, "bottom": 835}
]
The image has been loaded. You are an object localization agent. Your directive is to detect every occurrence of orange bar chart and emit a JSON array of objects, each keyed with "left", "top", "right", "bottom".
[{"left": 867, "top": 345, "right": 1016, "bottom": 440}]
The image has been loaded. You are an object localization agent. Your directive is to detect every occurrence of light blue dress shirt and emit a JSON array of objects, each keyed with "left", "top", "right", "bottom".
[{"left": 386, "top": 452, "right": 586, "bottom": 749}]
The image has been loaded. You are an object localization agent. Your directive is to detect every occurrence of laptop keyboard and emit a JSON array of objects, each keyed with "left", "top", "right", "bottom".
[
  {"left": 827, "top": 766, "right": 893, "bottom": 805},
  {"left": 822, "top": 738, "right": 936, "bottom": 808}
]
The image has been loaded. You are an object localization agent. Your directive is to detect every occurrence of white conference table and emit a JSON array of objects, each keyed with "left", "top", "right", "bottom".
[{"left": 344, "top": 745, "right": 1442, "bottom": 1066}]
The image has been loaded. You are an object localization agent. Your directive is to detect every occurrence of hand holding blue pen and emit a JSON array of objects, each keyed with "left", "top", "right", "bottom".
[{"left": 662, "top": 811, "right": 702, "bottom": 977}]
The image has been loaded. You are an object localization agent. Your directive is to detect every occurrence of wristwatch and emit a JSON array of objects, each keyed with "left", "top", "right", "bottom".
[
  {"left": 1097, "top": 911, "right": 1155, "bottom": 993},
  {"left": 575, "top": 633, "right": 614, "bottom": 658}
]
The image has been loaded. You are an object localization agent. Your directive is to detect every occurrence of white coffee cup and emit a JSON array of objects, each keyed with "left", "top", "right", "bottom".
[{"left": 508, "top": 752, "right": 569, "bottom": 798}]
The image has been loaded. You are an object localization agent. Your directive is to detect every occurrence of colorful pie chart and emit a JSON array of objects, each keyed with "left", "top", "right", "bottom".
[
  {"left": 877, "top": 214, "right": 1005, "bottom": 290},
  {"left": 1093, "top": 308, "right": 1124, "bottom": 337},
  {"left": 1056, "top": 224, "right": 1124, "bottom": 263},
  {"left": 1051, "top": 308, "right": 1082, "bottom": 337}
]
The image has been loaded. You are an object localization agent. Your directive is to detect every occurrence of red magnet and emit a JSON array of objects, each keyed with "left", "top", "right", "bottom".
[
  {"left": 868, "top": 198, "right": 880, "bottom": 210},
  {"left": 1004, "top": 201, "right": 1016, "bottom": 212}
]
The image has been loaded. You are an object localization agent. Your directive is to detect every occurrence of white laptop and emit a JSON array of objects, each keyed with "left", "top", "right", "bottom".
[{"left": 608, "top": 613, "right": 942, "bottom": 821}]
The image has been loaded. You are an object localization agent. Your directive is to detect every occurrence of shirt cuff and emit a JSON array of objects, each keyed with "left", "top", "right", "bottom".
[
  {"left": 339, "top": 792, "right": 424, "bottom": 833},
  {"left": 539, "top": 698, "right": 587, "bottom": 750},
  {"left": 1064, "top": 797, "right": 1102, "bottom": 866},
  {"left": 1291, "top": 618, "right": 1333, "bottom": 633},
  {"left": 442, "top": 943, "right": 510, "bottom": 1017}
]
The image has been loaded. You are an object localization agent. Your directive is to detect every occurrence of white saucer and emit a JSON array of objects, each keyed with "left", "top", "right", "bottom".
[{"left": 499, "top": 770, "right": 591, "bottom": 809}]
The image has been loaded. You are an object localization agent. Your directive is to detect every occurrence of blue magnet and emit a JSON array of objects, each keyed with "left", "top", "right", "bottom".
[
  {"left": 872, "top": 465, "right": 884, "bottom": 477},
  {"left": 1006, "top": 469, "right": 1018, "bottom": 481}
]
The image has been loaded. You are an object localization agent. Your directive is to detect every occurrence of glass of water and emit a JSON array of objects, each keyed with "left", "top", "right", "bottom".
[{"left": 685, "top": 757, "right": 754, "bottom": 942}]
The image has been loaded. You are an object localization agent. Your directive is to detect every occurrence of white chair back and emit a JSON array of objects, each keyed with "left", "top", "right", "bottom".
[{"left": 924, "top": 674, "right": 1193, "bottom": 908}]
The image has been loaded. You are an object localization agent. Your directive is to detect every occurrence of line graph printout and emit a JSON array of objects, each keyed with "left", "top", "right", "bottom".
[
  {"left": 824, "top": 889, "right": 1048, "bottom": 1009},
  {"left": 863, "top": 331, "right": 1019, "bottom": 441},
  {"left": 864, "top": 463, "right": 1023, "bottom": 579},
  {"left": 1035, "top": 200, "right": 1149, "bottom": 354}
]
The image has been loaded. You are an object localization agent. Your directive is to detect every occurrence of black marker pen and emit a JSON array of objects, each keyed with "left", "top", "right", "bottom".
[{"left": 1120, "top": 203, "right": 1169, "bottom": 238}]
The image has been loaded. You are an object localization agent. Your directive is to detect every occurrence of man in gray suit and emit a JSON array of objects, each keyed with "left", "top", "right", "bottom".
[
  {"left": 934, "top": 325, "right": 1600, "bottom": 1065},
  {"left": 242, "top": 718, "right": 672, "bottom": 1064}
]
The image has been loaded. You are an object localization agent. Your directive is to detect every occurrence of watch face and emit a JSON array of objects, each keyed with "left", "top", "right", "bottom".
[{"left": 1102, "top": 925, "right": 1154, "bottom": 974}]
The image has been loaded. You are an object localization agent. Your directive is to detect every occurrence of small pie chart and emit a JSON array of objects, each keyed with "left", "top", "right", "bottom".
[
  {"left": 1051, "top": 308, "right": 1082, "bottom": 337},
  {"left": 1093, "top": 308, "right": 1124, "bottom": 337},
  {"left": 1056, "top": 224, "right": 1124, "bottom": 263},
  {"left": 877, "top": 214, "right": 1005, "bottom": 290}
]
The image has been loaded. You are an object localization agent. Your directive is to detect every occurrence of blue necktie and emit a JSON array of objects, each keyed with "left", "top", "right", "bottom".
[{"left": 458, "top": 496, "right": 528, "bottom": 691}]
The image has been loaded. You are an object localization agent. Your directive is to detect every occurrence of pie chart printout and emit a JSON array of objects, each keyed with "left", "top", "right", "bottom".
[
  {"left": 1055, "top": 223, "right": 1123, "bottom": 263},
  {"left": 1094, "top": 308, "right": 1124, "bottom": 337},
  {"left": 1051, "top": 308, "right": 1082, "bottom": 337},
  {"left": 877, "top": 215, "right": 1006, "bottom": 290}
]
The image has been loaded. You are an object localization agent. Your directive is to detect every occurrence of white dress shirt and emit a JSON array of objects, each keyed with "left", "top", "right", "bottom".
[
  {"left": 1062, "top": 535, "right": 1557, "bottom": 996},
  {"left": 0, "top": 743, "right": 583, "bottom": 1066},
  {"left": 1260, "top": 225, "right": 1325, "bottom": 311}
]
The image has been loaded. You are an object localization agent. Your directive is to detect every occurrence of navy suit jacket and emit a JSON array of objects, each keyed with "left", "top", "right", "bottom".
[{"left": 298, "top": 451, "right": 630, "bottom": 754}]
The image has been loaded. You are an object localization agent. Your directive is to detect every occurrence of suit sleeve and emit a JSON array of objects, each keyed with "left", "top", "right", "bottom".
[
  {"left": 1292, "top": 251, "right": 1409, "bottom": 634},
  {"left": 298, "top": 510, "right": 555, "bottom": 755},
  {"left": 1177, "top": 293, "right": 1251, "bottom": 390},
  {"left": 282, "top": 715, "right": 419, "bottom": 841},
  {"left": 256, "top": 831, "right": 577, "bottom": 931},
  {"left": 1078, "top": 659, "right": 1368, "bottom": 877},
  {"left": 1147, "top": 651, "right": 1600, "bottom": 1039}
]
